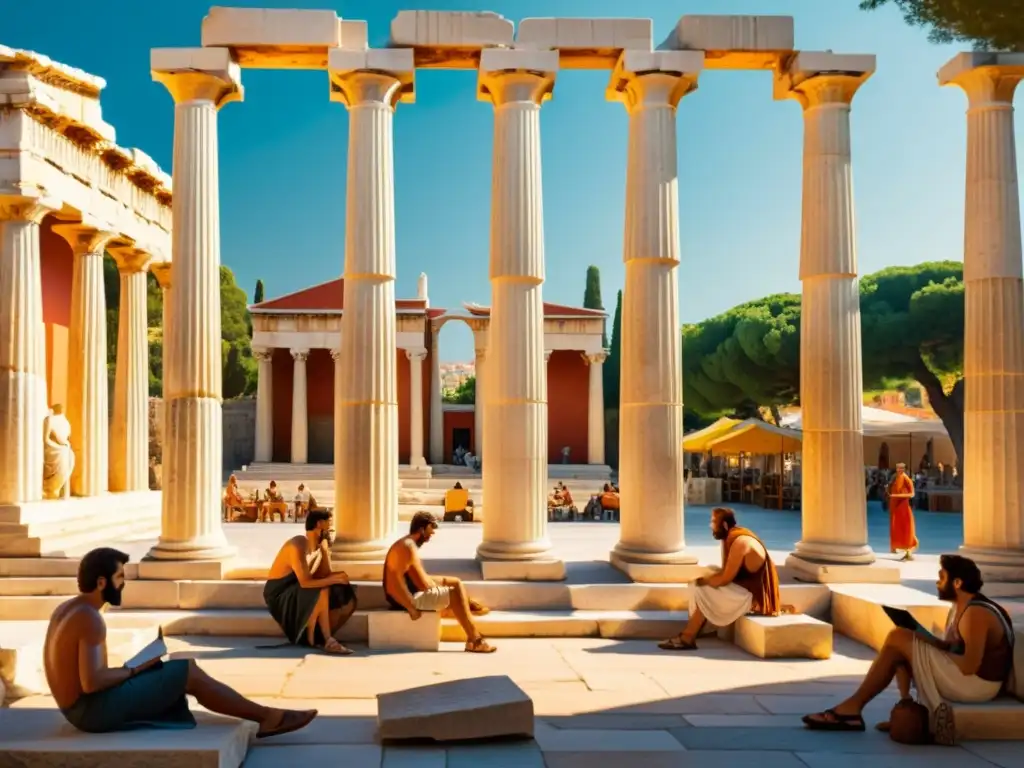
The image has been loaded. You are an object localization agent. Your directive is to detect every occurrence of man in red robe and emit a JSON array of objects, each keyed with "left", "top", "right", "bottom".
[{"left": 888, "top": 462, "right": 918, "bottom": 560}]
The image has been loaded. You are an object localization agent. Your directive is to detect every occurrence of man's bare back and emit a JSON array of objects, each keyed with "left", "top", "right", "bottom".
[
  {"left": 731, "top": 534, "right": 767, "bottom": 573},
  {"left": 44, "top": 597, "right": 102, "bottom": 710}
]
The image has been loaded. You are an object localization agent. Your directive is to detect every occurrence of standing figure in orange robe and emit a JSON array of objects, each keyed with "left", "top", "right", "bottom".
[{"left": 888, "top": 463, "right": 918, "bottom": 560}]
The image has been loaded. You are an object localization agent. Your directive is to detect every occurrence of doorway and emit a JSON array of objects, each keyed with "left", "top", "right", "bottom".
[{"left": 451, "top": 427, "right": 471, "bottom": 458}]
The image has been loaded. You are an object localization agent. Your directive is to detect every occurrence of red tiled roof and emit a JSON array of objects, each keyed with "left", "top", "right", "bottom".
[
  {"left": 464, "top": 302, "right": 606, "bottom": 318},
  {"left": 250, "top": 278, "right": 427, "bottom": 312}
]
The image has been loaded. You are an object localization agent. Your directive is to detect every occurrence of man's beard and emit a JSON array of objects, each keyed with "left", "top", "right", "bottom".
[
  {"left": 712, "top": 527, "right": 727, "bottom": 541},
  {"left": 320, "top": 530, "right": 336, "bottom": 546},
  {"left": 937, "top": 583, "right": 957, "bottom": 601},
  {"left": 103, "top": 583, "right": 124, "bottom": 607}
]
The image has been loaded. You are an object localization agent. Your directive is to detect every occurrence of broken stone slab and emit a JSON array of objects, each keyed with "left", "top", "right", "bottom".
[
  {"left": 390, "top": 10, "right": 514, "bottom": 48},
  {"left": 660, "top": 15, "right": 794, "bottom": 71},
  {"left": 201, "top": 7, "right": 341, "bottom": 49},
  {"left": 515, "top": 18, "right": 652, "bottom": 51},
  {"left": 0, "top": 708, "right": 256, "bottom": 768},
  {"left": 377, "top": 675, "right": 534, "bottom": 741},
  {"left": 733, "top": 613, "right": 833, "bottom": 660},
  {"left": 367, "top": 609, "right": 441, "bottom": 651}
]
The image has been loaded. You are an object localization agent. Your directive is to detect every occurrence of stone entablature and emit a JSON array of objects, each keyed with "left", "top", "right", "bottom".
[{"left": 0, "top": 45, "right": 171, "bottom": 256}]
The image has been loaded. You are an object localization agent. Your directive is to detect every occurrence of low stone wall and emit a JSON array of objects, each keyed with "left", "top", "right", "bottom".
[{"left": 147, "top": 397, "right": 256, "bottom": 482}]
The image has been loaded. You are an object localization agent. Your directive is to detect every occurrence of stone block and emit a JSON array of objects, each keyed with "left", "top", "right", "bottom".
[
  {"left": 150, "top": 47, "right": 238, "bottom": 80},
  {"left": 201, "top": 7, "right": 341, "bottom": 49},
  {"left": 667, "top": 15, "right": 794, "bottom": 52},
  {"left": 137, "top": 559, "right": 231, "bottom": 581},
  {"left": 515, "top": 18, "right": 652, "bottom": 51},
  {"left": 480, "top": 558, "right": 566, "bottom": 581},
  {"left": 951, "top": 697, "right": 1024, "bottom": 740},
  {"left": 390, "top": 11, "right": 514, "bottom": 48},
  {"left": 120, "top": 579, "right": 180, "bottom": 609},
  {"left": 618, "top": 49, "right": 704, "bottom": 75},
  {"left": 377, "top": 675, "right": 534, "bottom": 741},
  {"left": 608, "top": 553, "right": 707, "bottom": 583},
  {"left": 938, "top": 51, "right": 1024, "bottom": 86},
  {"left": 784, "top": 555, "right": 900, "bottom": 584},
  {"left": 0, "top": 708, "right": 255, "bottom": 767},
  {"left": 829, "top": 585, "right": 952, "bottom": 652},
  {"left": 368, "top": 610, "right": 441, "bottom": 651},
  {"left": 339, "top": 20, "right": 369, "bottom": 51},
  {"left": 733, "top": 614, "right": 833, "bottom": 660},
  {"left": 478, "top": 47, "right": 559, "bottom": 76},
  {"left": 788, "top": 51, "right": 876, "bottom": 77}
]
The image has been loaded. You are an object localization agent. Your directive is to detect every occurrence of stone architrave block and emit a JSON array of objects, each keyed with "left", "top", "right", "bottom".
[
  {"left": 665, "top": 15, "right": 795, "bottom": 52},
  {"left": 515, "top": 18, "right": 652, "bottom": 51},
  {"left": 390, "top": 10, "right": 514, "bottom": 48},
  {"left": 377, "top": 675, "right": 534, "bottom": 741},
  {"left": 733, "top": 614, "right": 833, "bottom": 659},
  {"left": 367, "top": 610, "right": 441, "bottom": 651},
  {"left": 150, "top": 47, "right": 241, "bottom": 87},
  {"left": 201, "top": 7, "right": 341, "bottom": 49}
]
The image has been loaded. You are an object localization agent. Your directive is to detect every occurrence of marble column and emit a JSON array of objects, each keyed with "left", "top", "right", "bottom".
[
  {"left": 253, "top": 348, "right": 273, "bottom": 463},
  {"left": 781, "top": 55, "right": 878, "bottom": 575},
  {"left": 53, "top": 222, "right": 115, "bottom": 497},
  {"left": 942, "top": 54, "right": 1024, "bottom": 578},
  {"left": 585, "top": 351, "right": 608, "bottom": 465},
  {"left": 476, "top": 49, "right": 558, "bottom": 562},
  {"left": 148, "top": 48, "right": 241, "bottom": 561},
  {"left": 608, "top": 51, "right": 702, "bottom": 570},
  {"left": 108, "top": 250, "right": 150, "bottom": 493},
  {"left": 0, "top": 195, "right": 57, "bottom": 504},
  {"left": 150, "top": 261, "right": 172, "bottom": 477},
  {"left": 290, "top": 349, "right": 308, "bottom": 465},
  {"left": 473, "top": 346, "right": 486, "bottom": 458},
  {"left": 328, "top": 49, "right": 414, "bottom": 560},
  {"left": 428, "top": 327, "right": 443, "bottom": 464},
  {"left": 407, "top": 347, "right": 427, "bottom": 468}
]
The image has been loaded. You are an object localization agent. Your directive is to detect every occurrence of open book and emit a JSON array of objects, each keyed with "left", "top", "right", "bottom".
[{"left": 124, "top": 627, "right": 167, "bottom": 670}]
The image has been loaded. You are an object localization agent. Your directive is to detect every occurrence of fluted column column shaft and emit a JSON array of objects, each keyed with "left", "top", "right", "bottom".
[
  {"left": 474, "top": 348, "right": 486, "bottom": 457},
  {"left": 790, "top": 77, "right": 874, "bottom": 565},
  {"left": 331, "top": 70, "right": 406, "bottom": 560},
  {"left": 254, "top": 349, "right": 273, "bottom": 462},
  {"left": 290, "top": 349, "right": 308, "bottom": 464},
  {"left": 149, "top": 59, "right": 241, "bottom": 561},
  {"left": 407, "top": 348, "right": 427, "bottom": 467},
  {"left": 0, "top": 199, "right": 53, "bottom": 504},
  {"left": 110, "top": 267, "right": 149, "bottom": 492},
  {"left": 954, "top": 68, "right": 1024, "bottom": 569},
  {"left": 428, "top": 332, "right": 443, "bottom": 464},
  {"left": 586, "top": 352, "right": 607, "bottom": 465},
  {"left": 331, "top": 347, "right": 342, "bottom": 466},
  {"left": 612, "top": 71, "right": 693, "bottom": 564},
  {"left": 477, "top": 69, "right": 553, "bottom": 561}
]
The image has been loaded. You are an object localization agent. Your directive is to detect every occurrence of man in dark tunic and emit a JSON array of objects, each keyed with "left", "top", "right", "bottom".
[
  {"left": 45, "top": 547, "right": 317, "bottom": 737},
  {"left": 264, "top": 509, "right": 357, "bottom": 654}
]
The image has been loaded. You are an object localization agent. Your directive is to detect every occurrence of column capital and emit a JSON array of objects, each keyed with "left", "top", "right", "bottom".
[
  {"left": 150, "top": 261, "right": 172, "bottom": 289},
  {"left": 291, "top": 348, "right": 309, "bottom": 362},
  {"left": 51, "top": 220, "right": 119, "bottom": 256},
  {"left": 405, "top": 347, "right": 428, "bottom": 362},
  {"left": 330, "top": 348, "right": 342, "bottom": 361},
  {"left": 328, "top": 49, "right": 415, "bottom": 108},
  {"left": 253, "top": 347, "right": 274, "bottom": 363},
  {"left": 151, "top": 47, "right": 243, "bottom": 108},
  {"left": 0, "top": 193, "right": 60, "bottom": 224},
  {"left": 939, "top": 53, "right": 1024, "bottom": 106},
  {"left": 107, "top": 244, "right": 153, "bottom": 273},
  {"left": 584, "top": 350, "right": 609, "bottom": 365},
  {"left": 607, "top": 50, "right": 703, "bottom": 111},
  {"left": 774, "top": 52, "right": 875, "bottom": 109},
  {"left": 477, "top": 48, "right": 558, "bottom": 107}
]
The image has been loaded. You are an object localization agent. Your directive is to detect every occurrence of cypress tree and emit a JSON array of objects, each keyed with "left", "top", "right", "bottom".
[
  {"left": 604, "top": 289, "right": 622, "bottom": 410},
  {"left": 583, "top": 265, "right": 607, "bottom": 347},
  {"left": 254, "top": 279, "right": 265, "bottom": 304}
]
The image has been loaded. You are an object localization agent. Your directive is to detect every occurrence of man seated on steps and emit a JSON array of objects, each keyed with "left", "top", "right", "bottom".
[
  {"left": 264, "top": 509, "right": 358, "bottom": 655},
  {"left": 659, "top": 507, "right": 781, "bottom": 651},
  {"left": 803, "top": 554, "right": 1015, "bottom": 744},
  {"left": 383, "top": 511, "right": 496, "bottom": 653},
  {"left": 45, "top": 547, "right": 316, "bottom": 737}
]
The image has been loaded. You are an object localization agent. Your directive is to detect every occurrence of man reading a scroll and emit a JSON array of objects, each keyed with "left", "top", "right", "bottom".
[{"left": 659, "top": 507, "right": 780, "bottom": 651}]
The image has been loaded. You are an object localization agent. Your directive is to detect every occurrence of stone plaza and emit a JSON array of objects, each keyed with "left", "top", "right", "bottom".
[{"left": 2, "top": 5, "right": 1024, "bottom": 766}]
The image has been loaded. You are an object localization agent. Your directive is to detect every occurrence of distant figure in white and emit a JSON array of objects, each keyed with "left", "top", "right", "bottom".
[{"left": 43, "top": 404, "right": 74, "bottom": 499}]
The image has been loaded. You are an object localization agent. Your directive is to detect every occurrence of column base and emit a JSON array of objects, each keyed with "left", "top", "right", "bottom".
[
  {"left": 145, "top": 538, "right": 237, "bottom": 564},
  {"left": 785, "top": 554, "right": 901, "bottom": 584},
  {"left": 792, "top": 540, "right": 877, "bottom": 565},
  {"left": 609, "top": 550, "right": 705, "bottom": 583},
  {"left": 958, "top": 545, "right": 1024, "bottom": 583},
  {"left": 331, "top": 539, "right": 391, "bottom": 562},
  {"left": 479, "top": 558, "right": 565, "bottom": 581},
  {"left": 476, "top": 538, "right": 553, "bottom": 562}
]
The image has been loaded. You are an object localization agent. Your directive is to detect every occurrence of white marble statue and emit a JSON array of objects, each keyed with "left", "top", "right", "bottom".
[{"left": 43, "top": 404, "right": 75, "bottom": 500}]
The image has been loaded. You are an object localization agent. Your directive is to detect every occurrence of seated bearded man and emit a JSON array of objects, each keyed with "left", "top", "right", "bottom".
[
  {"left": 803, "top": 554, "right": 1015, "bottom": 744},
  {"left": 659, "top": 507, "right": 781, "bottom": 651}
]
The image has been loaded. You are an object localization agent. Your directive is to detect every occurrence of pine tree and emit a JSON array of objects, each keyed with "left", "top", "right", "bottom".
[
  {"left": 604, "top": 289, "right": 622, "bottom": 411},
  {"left": 582, "top": 265, "right": 607, "bottom": 348}
]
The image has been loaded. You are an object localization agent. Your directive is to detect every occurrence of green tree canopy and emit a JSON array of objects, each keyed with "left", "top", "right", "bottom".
[
  {"left": 860, "top": 0, "right": 1024, "bottom": 51},
  {"left": 604, "top": 289, "right": 622, "bottom": 410},
  {"left": 444, "top": 375, "right": 475, "bottom": 404}
]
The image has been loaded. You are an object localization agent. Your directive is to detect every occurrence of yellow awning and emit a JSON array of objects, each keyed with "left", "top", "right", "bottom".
[
  {"left": 682, "top": 417, "right": 742, "bottom": 453},
  {"left": 705, "top": 419, "right": 802, "bottom": 454}
]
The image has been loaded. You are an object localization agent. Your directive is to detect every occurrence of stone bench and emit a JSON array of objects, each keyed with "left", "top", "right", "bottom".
[
  {"left": 950, "top": 696, "right": 1024, "bottom": 740},
  {"left": 367, "top": 609, "right": 441, "bottom": 651},
  {"left": 0, "top": 708, "right": 255, "bottom": 767},
  {"left": 733, "top": 613, "right": 833, "bottom": 659}
]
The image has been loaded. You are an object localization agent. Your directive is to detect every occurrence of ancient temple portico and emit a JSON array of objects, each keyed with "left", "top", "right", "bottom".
[{"left": 0, "top": 45, "right": 171, "bottom": 556}]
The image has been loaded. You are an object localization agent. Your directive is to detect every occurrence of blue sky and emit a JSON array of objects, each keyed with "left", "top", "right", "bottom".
[{"left": 8, "top": 1, "right": 1019, "bottom": 362}]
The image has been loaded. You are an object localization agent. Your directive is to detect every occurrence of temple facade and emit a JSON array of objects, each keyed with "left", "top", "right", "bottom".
[{"left": 249, "top": 275, "right": 609, "bottom": 468}]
